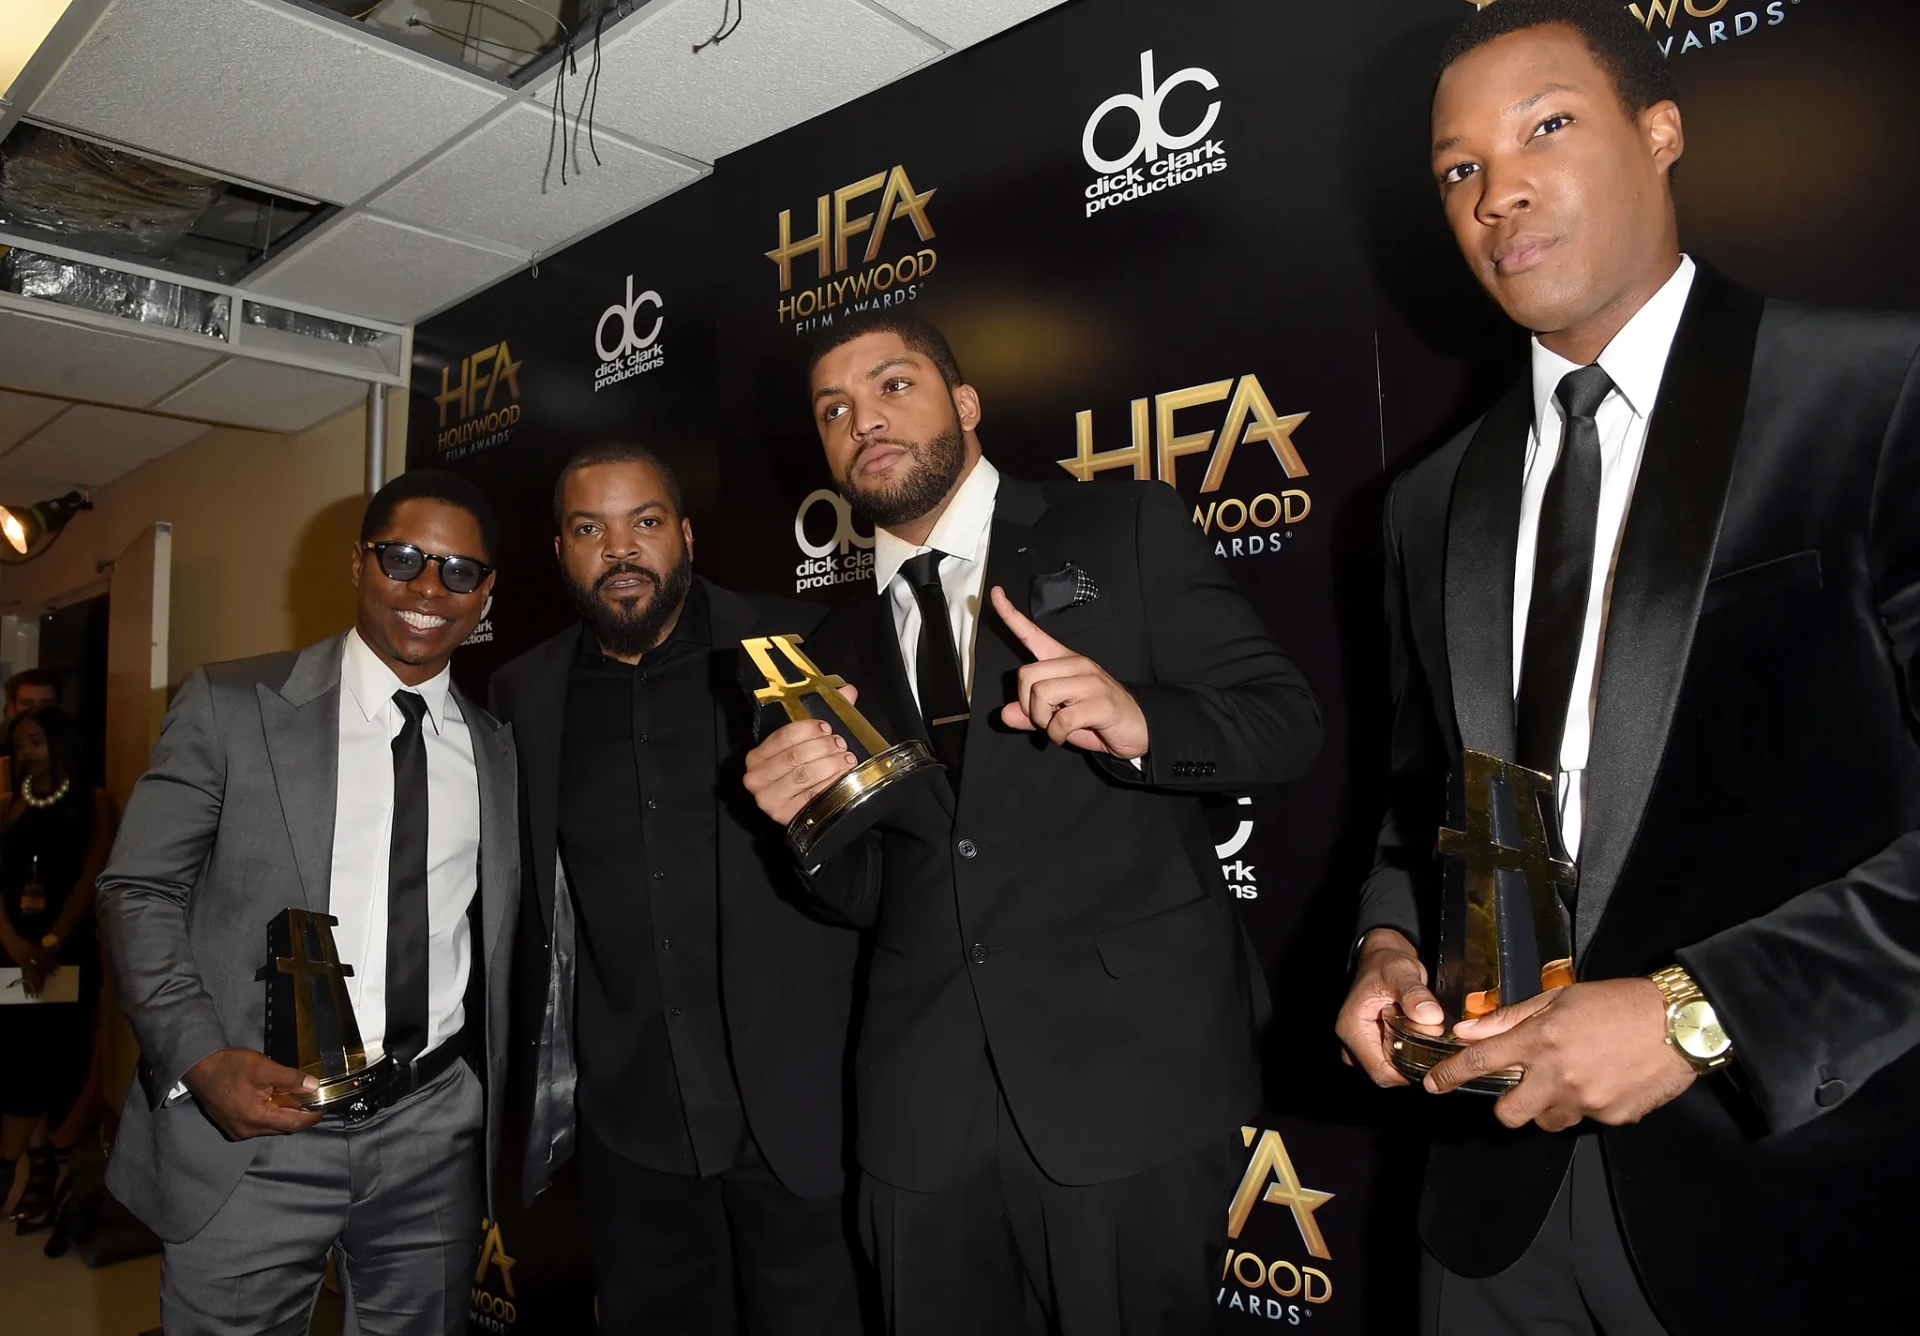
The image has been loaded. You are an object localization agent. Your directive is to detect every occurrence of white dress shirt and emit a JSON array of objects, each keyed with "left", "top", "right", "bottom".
[
  {"left": 1513, "top": 256, "right": 1696, "bottom": 858},
  {"left": 328, "top": 629, "right": 480, "bottom": 1062},
  {"left": 874, "top": 455, "right": 1001, "bottom": 706}
]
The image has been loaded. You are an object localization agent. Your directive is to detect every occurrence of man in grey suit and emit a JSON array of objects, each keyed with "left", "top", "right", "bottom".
[{"left": 98, "top": 469, "right": 517, "bottom": 1335}]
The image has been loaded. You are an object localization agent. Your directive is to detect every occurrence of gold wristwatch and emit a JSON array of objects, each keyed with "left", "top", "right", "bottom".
[{"left": 1650, "top": 965, "right": 1734, "bottom": 1072}]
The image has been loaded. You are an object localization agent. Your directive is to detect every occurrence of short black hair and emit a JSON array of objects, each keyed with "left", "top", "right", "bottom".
[
  {"left": 360, "top": 468, "right": 501, "bottom": 563},
  {"left": 5, "top": 668, "right": 59, "bottom": 708},
  {"left": 805, "top": 310, "right": 965, "bottom": 398},
  {"left": 551, "top": 442, "right": 686, "bottom": 530},
  {"left": 1438, "top": 0, "right": 1677, "bottom": 117}
]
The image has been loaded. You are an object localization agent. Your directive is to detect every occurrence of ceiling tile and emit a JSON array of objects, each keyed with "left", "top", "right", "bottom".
[
  {"left": 371, "top": 103, "right": 701, "bottom": 256},
  {"left": 866, "top": 0, "right": 1068, "bottom": 47},
  {"left": 156, "top": 358, "right": 367, "bottom": 433},
  {"left": 563, "top": 0, "right": 940, "bottom": 163},
  {"left": 29, "top": 0, "right": 505, "bottom": 204},
  {"left": 0, "top": 308, "right": 221, "bottom": 407},
  {"left": 243, "top": 212, "right": 522, "bottom": 324},
  {"left": 4, "top": 403, "right": 209, "bottom": 488},
  {"left": 0, "top": 391, "right": 71, "bottom": 449}
]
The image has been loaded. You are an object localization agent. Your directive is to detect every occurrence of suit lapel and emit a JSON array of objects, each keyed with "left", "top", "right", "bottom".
[
  {"left": 1576, "top": 266, "right": 1765, "bottom": 952},
  {"left": 516, "top": 628, "right": 577, "bottom": 938},
  {"left": 846, "top": 579, "right": 957, "bottom": 816},
  {"left": 258, "top": 636, "right": 345, "bottom": 912},
  {"left": 1444, "top": 380, "right": 1531, "bottom": 763},
  {"left": 459, "top": 684, "right": 517, "bottom": 974},
  {"left": 967, "top": 478, "right": 1048, "bottom": 792}
]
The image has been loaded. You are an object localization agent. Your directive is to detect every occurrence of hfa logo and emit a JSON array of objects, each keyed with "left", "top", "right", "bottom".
[
  {"left": 594, "top": 276, "right": 665, "bottom": 393},
  {"left": 1058, "top": 374, "right": 1311, "bottom": 561},
  {"left": 434, "top": 342, "right": 522, "bottom": 457},
  {"left": 765, "top": 164, "right": 938, "bottom": 329},
  {"left": 1626, "top": 0, "right": 1796, "bottom": 57},
  {"left": 1219, "top": 1127, "right": 1335, "bottom": 1322},
  {"left": 1083, "top": 50, "right": 1228, "bottom": 219},
  {"left": 1460, "top": 0, "right": 1799, "bottom": 56},
  {"left": 791, "top": 488, "right": 874, "bottom": 594},
  {"left": 470, "top": 1217, "right": 518, "bottom": 1332}
]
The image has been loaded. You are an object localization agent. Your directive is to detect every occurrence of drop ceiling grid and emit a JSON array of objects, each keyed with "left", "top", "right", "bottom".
[
  {"left": 243, "top": 212, "right": 524, "bottom": 324},
  {"left": 368, "top": 102, "right": 703, "bottom": 256},
  {"left": 0, "top": 392, "right": 73, "bottom": 451},
  {"left": 156, "top": 357, "right": 368, "bottom": 434},
  {"left": 558, "top": 0, "right": 943, "bottom": 163},
  {"left": 5, "top": 403, "right": 210, "bottom": 488},
  {"left": 28, "top": 0, "right": 507, "bottom": 205},
  {"left": 865, "top": 0, "right": 1070, "bottom": 48},
  {"left": 0, "top": 311, "right": 223, "bottom": 410}
]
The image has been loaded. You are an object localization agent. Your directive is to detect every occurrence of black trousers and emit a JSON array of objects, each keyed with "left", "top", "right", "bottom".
[
  {"left": 578, "top": 1122, "right": 863, "bottom": 1336},
  {"left": 859, "top": 1056, "right": 1236, "bottom": 1336},
  {"left": 1423, "top": 1136, "right": 1671, "bottom": 1336}
]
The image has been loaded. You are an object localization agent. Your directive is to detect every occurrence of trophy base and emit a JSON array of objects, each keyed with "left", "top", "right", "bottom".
[
  {"left": 788, "top": 740, "right": 944, "bottom": 866},
  {"left": 285, "top": 1055, "right": 395, "bottom": 1114},
  {"left": 1384, "top": 1007, "right": 1524, "bottom": 1095}
]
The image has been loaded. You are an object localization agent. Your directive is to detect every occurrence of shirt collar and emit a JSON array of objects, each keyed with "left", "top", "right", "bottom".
[
  {"left": 872, "top": 455, "right": 1001, "bottom": 591},
  {"left": 342, "top": 628, "right": 456, "bottom": 733},
  {"left": 1530, "top": 255, "right": 1696, "bottom": 434}
]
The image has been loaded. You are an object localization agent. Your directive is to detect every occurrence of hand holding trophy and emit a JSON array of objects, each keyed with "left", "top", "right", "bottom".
[
  {"left": 1382, "top": 750, "right": 1577, "bottom": 1094},
  {"left": 740, "top": 633, "right": 944, "bottom": 866}
]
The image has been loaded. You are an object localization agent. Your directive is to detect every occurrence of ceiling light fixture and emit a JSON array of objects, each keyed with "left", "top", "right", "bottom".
[
  {"left": 0, "top": 490, "right": 91, "bottom": 558},
  {"left": 0, "top": 1, "right": 75, "bottom": 103}
]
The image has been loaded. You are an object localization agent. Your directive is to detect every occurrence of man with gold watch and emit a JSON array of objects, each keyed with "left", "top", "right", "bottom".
[{"left": 1336, "top": 4, "right": 1920, "bottom": 1334}]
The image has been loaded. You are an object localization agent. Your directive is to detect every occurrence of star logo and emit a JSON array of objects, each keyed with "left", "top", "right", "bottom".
[
  {"left": 1228, "top": 1127, "right": 1336, "bottom": 1260},
  {"left": 474, "top": 1218, "right": 517, "bottom": 1299}
]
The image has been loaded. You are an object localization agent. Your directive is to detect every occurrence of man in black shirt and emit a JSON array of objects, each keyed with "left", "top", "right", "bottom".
[{"left": 489, "top": 442, "right": 863, "bottom": 1333}]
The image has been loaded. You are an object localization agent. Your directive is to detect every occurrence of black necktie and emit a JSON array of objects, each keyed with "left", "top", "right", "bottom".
[
  {"left": 1515, "top": 363, "right": 1616, "bottom": 780},
  {"left": 386, "top": 689, "right": 431, "bottom": 1070},
  {"left": 900, "top": 550, "right": 970, "bottom": 783}
]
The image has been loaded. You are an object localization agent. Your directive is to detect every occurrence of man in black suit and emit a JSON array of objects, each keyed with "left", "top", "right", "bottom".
[
  {"left": 488, "top": 443, "right": 863, "bottom": 1334},
  {"left": 742, "top": 311, "right": 1322, "bottom": 1333},
  {"left": 1336, "top": 3, "right": 1918, "bottom": 1333}
]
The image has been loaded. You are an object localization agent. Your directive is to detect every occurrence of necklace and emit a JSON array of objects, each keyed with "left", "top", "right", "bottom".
[{"left": 22, "top": 776, "right": 70, "bottom": 808}]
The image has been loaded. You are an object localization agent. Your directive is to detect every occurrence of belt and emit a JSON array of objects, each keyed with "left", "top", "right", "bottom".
[{"left": 329, "top": 1026, "right": 470, "bottom": 1125}]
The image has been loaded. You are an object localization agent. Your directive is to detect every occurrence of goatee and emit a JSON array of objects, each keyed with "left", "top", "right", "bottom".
[
  {"left": 565, "top": 548, "right": 695, "bottom": 658},
  {"left": 837, "top": 416, "right": 967, "bottom": 530}
]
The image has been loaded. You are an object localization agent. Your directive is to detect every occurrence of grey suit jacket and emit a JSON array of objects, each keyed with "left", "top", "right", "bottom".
[{"left": 96, "top": 633, "right": 518, "bottom": 1243}]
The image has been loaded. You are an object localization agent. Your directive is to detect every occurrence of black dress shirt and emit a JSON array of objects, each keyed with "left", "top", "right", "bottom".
[{"left": 558, "top": 583, "right": 744, "bottom": 1175}]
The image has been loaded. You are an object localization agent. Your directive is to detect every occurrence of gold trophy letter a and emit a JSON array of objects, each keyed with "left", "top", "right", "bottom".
[{"left": 741, "top": 634, "right": 891, "bottom": 756}]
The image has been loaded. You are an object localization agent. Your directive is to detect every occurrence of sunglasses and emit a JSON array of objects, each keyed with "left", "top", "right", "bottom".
[{"left": 364, "top": 542, "right": 494, "bottom": 595}]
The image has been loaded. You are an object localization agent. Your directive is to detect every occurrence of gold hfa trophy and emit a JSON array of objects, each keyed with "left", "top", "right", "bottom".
[
  {"left": 258, "top": 907, "right": 393, "bottom": 1115},
  {"left": 741, "top": 633, "right": 944, "bottom": 865},
  {"left": 1385, "top": 750, "right": 1577, "bottom": 1093}
]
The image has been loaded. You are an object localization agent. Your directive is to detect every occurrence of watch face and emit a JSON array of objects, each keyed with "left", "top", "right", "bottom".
[{"left": 1673, "top": 1000, "right": 1730, "bottom": 1060}]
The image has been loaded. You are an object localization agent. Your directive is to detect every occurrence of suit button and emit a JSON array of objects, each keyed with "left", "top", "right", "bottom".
[
  {"left": 638, "top": 733, "right": 650, "bottom": 745},
  {"left": 957, "top": 839, "right": 977, "bottom": 859},
  {"left": 670, "top": 1006, "right": 683, "bottom": 1018},
  {"left": 968, "top": 943, "right": 989, "bottom": 965},
  {"left": 652, "top": 870, "right": 666, "bottom": 881},
  {"left": 660, "top": 939, "right": 672, "bottom": 952},
  {"left": 646, "top": 799, "right": 658, "bottom": 811},
  {"left": 1815, "top": 1078, "right": 1847, "bottom": 1108}
]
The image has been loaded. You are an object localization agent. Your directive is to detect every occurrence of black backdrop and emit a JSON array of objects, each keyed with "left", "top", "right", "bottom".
[{"left": 408, "top": 2, "right": 1920, "bottom": 1330}]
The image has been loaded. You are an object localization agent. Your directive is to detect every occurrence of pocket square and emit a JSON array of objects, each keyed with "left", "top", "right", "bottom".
[{"left": 1031, "top": 563, "right": 1100, "bottom": 617}]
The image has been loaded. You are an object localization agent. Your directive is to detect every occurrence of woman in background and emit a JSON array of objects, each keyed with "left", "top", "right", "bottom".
[{"left": 0, "top": 706, "right": 114, "bottom": 1229}]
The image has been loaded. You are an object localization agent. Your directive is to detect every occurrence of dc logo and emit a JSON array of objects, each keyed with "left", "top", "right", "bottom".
[
  {"left": 1081, "top": 50, "right": 1221, "bottom": 175},
  {"left": 595, "top": 276, "right": 663, "bottom": 363},
  {"left": 793, "top": 489, "right": 873, "bottom": 559}
]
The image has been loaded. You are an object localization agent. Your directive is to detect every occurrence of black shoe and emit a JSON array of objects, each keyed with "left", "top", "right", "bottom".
[{"left": 11, "top": 1146, "right": 60, "bottom": 1231}]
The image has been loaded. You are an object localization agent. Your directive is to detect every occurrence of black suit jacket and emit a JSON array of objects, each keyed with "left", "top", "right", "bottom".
[
  {"left": 797, "top": 474, "right": 1322, "bottom": 1192},
  {"left": 1358, "top": 264, "right": 1920, "bottom": 1334},
  {"left": 488, "top": 578, "right": 859, "bottom": 1204}
]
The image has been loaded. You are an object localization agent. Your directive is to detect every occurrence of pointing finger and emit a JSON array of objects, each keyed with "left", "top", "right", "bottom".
[{"left": 990, "top": 586, "right": 1072, "bottom": 661}]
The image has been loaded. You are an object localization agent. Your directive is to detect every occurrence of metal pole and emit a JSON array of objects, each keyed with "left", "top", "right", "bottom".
[{"left": 366, "top": 382, "right": 389, "bottom": 494}]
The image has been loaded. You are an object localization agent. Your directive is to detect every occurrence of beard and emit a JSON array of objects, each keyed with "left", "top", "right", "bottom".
[
  {"left": 564, "top": 546, "right": 695, "bottom": 658},
  {"left": 836, "top": 414, "right": 967, "bottom": 530}
]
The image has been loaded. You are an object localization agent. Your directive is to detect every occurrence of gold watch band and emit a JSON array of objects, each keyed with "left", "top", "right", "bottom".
[{"left": 1650, "top": 964, "right": 1734, "bottom": 1071}]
